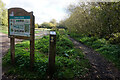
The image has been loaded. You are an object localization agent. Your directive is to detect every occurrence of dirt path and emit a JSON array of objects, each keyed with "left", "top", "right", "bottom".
[{"left": 68, "top": 36, "right": 120, "bottom": 79}]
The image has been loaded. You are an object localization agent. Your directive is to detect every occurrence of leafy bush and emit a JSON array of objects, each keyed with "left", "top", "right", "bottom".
[
  {"left": 35, "top": 31, "right": 74, "bottom": 56},
  {"left": 69, "top": 33, "right": 85, "bottom": 41},
  {"left": 35, "top": 36, "right": 49, "bottom": 53},
  {"left": 108, "top": 33, "right": 120, "bottom": 44},
  {"left": 56, "top": 35, "right": 73, "bottom": 56},
  {"left": 91, "top": 39, "right": 107, "bottom": 49},
  {"left": 54, "top": 54, "right": 89, "bottom": 79}
]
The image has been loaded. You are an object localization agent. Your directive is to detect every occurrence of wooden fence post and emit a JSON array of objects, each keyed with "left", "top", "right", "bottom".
[{"left": 48, "top": 31, "right": 56, "bottom": 76}]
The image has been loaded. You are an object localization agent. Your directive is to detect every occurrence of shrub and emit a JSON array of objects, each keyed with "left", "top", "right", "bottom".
[{"left": 108, "top": 33, "right": 120, "bottom": 44}]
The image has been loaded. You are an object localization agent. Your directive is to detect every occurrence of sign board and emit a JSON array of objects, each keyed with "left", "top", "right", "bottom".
[
  {"left": 8, "top": 8, "right": 35, "bottom": 69},
  {"left": 8, "top": 8, "right": 34, "bottom": 39},
  {"left": 9, "top": 16, "right": 30, "bottom": 37}
]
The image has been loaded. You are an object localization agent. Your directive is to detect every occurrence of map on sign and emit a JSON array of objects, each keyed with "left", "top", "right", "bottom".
[{"left": 9, "top": 16, "right": 30, "bottom": 37}]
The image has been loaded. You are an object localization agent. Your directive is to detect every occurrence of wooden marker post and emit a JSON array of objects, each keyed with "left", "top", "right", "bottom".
[
  {"left": 48, "top": 31, "right": 56, "bottom": 76},
  {"left": 8, "top": 8, "right": 35, "bottom": 69}
]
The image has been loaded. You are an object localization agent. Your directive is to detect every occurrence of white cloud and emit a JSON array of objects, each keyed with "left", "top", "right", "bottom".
[{"left": 2, "top": 0, "right": 79, "bottom": 24}]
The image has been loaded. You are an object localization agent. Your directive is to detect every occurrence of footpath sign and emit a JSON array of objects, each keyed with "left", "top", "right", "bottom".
[
  {"left": 8, "top": 8, "right": 35, "bottom": 69},
  {"left": 48, "top": 31, "right": 56, "bottom": 77}
]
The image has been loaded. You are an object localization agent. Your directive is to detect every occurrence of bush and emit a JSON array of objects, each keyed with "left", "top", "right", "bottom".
[{"left": 108, "top": 33, "right": 120, "bottom": 44}]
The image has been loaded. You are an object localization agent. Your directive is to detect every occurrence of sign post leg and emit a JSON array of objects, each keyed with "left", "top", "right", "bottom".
[
  {"left": 30, "top": 15, "right": 35, "bottom": 70},
  {"left": 30, "top": 38, "right": 34, "bottom": 70},
  {"left": 10, "top": 38, "right": 15, "bottom": 64}
]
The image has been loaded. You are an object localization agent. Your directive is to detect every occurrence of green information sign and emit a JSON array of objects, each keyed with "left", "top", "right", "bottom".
[{"left": 9, "top": 16, "right": 30, "bottom": 37}]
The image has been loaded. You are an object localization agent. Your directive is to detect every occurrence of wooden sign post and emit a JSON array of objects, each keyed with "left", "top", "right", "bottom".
[
  {"left": 48, "top": 31, "right": 56, "bottom": 76},
  {"left": 8, "top": 8, "right": 35, "bottom": 69}
]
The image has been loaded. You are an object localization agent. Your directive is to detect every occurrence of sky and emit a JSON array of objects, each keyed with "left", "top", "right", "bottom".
[{"left": 2, "top": 0, "right": 79, "bottom": 24}]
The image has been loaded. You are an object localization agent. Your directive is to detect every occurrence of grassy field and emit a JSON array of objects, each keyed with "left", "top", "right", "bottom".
[
  {"left": 69, "top": 33, "right": 120, "bottom": 70},
  {"left": 2, "top": 30, "right": 90, "bottom": 79}
]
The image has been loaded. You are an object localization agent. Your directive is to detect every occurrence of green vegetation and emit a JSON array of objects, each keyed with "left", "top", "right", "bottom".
[
  {"left": 0, "top": 0, "right": 8, "bottom": 34},
  {"left": 63, "top": 2, "right": 120, "bottom": 39},
  {"left": 69, "top": 33, "right": 120, "bottom": 70},
  {"left": 35, "top": 30, "right": 40, "bottom": 34},
  {"left": 35, "top": 23, "right": 39, "bottom": 28},
  {"left": 3, "top": 30, "right": 90, "bottom": 79},
  {"left": 0, "top": 25, "right": 8, "bottom": 34},
  {"left": 39, "top": 19, "right": 57, "bottom": 29},
  {"left": 2, "top": 0, "right": 120, "bottom": 79},
  {"left": 0, "top": 0, "right": 8, "bottom": 26},
  {"left": 59, "top": 1, "right": 120, "bottom": 71}
]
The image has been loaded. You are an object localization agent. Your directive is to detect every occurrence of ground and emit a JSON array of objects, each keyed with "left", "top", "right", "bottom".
[
  {"left": 68, "top": 36, "right": 120, "bottom": 79},
  {"left": 1, "top": 30, "right": 120, "bottom": 79}
]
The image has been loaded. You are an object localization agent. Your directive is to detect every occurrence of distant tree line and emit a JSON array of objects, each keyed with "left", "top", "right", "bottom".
[{"left": 36, "top": 19, "right": 67, "bottom": 29}]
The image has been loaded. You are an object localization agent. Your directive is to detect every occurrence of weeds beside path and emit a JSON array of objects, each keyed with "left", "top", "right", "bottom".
[{"left": 68, "top": 36, "right": 120, "bottom": 79}]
